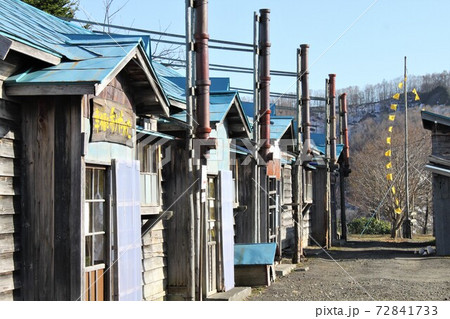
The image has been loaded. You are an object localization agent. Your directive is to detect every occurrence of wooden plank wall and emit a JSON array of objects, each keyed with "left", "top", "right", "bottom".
[
  {"left": 21, "top": 96, "right": 82, "bottom": 300},
  {"left": 302, "top": 206, "right": 312, "bottom": 249},
  {"left": 0, "top": 98, "right": 21, "bottom": 301},
  {"left": 163, "top": 140, "right": 189, "bottom": 300},
  {"left": 310, "top": 166, "right": 328, "bottom": 247},
  {"left": 280, "top": 165, "right": 294, "bottom": 252},
  {"left": 234, "top": 157, "right": 255, "bottom": 244},
  {"left": 142, "top": 220, "right": 167, "bottom": 300},
  {"left": 433, "top": 174, "right": 450, "bottom": 255},
  {"left": 432, "top": 132, "right": 450, "bottom": 160}
]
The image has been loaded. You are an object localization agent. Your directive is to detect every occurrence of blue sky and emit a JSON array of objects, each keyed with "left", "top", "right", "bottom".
[{"left": 76, "top": 0, "right": 450, "bottom": 94}]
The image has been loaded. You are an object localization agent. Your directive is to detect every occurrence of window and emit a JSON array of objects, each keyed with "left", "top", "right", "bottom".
[
  {"left": 138, "top": 143, "right": 161, "bottom": 207},
  {"left": 231, "top": 160, "right": 239, "bottom": 208},
  {"left": 303, "top": 170, "right": 313, "bottom": 204}
]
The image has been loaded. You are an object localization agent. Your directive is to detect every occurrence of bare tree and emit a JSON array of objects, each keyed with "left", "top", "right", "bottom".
[{"left": 348, "top": 108, "right": 432, "bottom": 238}]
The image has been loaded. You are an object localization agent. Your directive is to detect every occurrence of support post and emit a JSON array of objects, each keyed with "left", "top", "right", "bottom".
[
  {"left": 338, "top": 93, "right": 350, "bottom": 241},
  {"left": 185, "top": 0, "right": 196, "bottom": 301},
  {"left": 328, "top": 74, "right": 338, "bottom": 242},
  {"left": 253, "top": 11, "right": 260, "bottom": 243},
  {"left": 293, "top": 47, "right": 302, "bottom": 263},
  {"left": 325, "top": 78, "right": 331, "bottom": 248},
  {"left": 258, "top": 9, "right": 271, "bottom": 163}
]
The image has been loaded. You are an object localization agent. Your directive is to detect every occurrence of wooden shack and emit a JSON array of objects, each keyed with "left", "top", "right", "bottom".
[
  {"left": 422, "top": 111, "right": 450, "bottom": 255},
  {"left": 158, "top": 90, "right": 251, "bottom": 300},
  {"left": 309, "top": 133, "right": 344, "bottom": 247},
  {"left": 0, "top": 0, "right": 172, "bottom": 300}
]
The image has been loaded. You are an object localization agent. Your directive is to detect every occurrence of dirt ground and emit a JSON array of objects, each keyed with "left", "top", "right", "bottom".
[{"left": 249, "top": 235, "right": 450, "bottom": 301}]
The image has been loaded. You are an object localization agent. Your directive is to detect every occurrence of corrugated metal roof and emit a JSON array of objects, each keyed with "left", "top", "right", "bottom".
[
  {"left": 171, "top": 91, "right": 239, "bottom": 123},
  {"left": 270, "top": 116, "right": 293, "bottom": 141},
  {"left": 241, "top": 101, "right": 276, "bottom": 121},
  {"left": 168, "top": 91, "right": 251, "bottom": 135},
  {"left": 5, "top": 38, "right": 139, "bottom": 86},
  {"left": 152, "top": 61, "right": 183, "bottom": 77},
  {"left": 157, "top": 76, "right": 186, "bottom": 103},
  {"left": 234, "top": 243, "right": 277, "bottom": 265},
  {"left": 165, "top": 76, "right": 230, "bottom": 93},
  {"left": 0, "top": 0, "right": 91, "bottom": 58},
  {"left": 311, "top": 133, "right": 344, "bottom": 158}
]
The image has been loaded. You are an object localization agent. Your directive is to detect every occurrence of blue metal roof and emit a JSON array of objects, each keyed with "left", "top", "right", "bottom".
[
  {"left": 241, "top": 101, "right": 276, "bottom": 125},
  {"left": 157, "top": 76, "right": 186, "bottom": 103},
  {"left": 0, "top": 0, "right": 91, "bottom": 58},
  {"left": 234, "top": 243, "right": 277, "bottom": 265},
  {"left": 169, "top": 91, "right": 251, "bottom": 134},
  {"left": 270, "top": 116, "right": 294, "bottom": 141},
  {"left": 311, "top": 133, "right": 344, "bottom": 157},
  {"left": 5, "top": 36, "right": 140, "bottom": 87},
  {"left": 1, "top": 2, "right": 170, "bottom": 114},
  {"left": 152, "top": 62, "right": 183, "bottom": 77},
  {"left": 165, "top": 76, "right": 230, "bottom": 93}
]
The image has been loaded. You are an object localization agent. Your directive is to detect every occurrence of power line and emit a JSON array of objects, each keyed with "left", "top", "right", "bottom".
[
  {"left": 155, "top": 56, "right": 297, "bottom": 77},
  {"left": 65, "top": 17, "right": 254, "bottom": 48}
]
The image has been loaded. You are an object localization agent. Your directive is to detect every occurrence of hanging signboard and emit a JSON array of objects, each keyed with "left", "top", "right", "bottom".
[{"left": 90, "top": 98, "right": 135, "bottom": 147}]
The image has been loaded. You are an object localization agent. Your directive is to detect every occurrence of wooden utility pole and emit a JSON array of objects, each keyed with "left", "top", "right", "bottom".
[{"left": 403, "top": 56, "right": 411, "bottom": 239}]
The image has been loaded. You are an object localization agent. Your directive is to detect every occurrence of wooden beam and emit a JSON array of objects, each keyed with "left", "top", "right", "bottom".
[
  {"left": 10, "top": 40, "right": 60, "bottom": 65},
  {"left": 0, "top": 35, "right": 12, "bottom": 60},
  {"left": 229, "top": 124, "right": 246, "bottom": 132},
  {"left": 6, "top": 84, "right": 94, "bottom": 96},
  {"left": 0, "top": 60, "right": 16, "bottom": 81}
]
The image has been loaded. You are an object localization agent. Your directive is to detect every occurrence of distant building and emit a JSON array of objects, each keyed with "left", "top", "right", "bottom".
[{"left": 422, "top": 111, "right": 450, "bottom": 256}]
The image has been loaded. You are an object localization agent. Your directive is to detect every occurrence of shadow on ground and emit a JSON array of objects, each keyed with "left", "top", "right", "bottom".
[{"left": 304, "top": 238, "right": 438, "bottom": 260}]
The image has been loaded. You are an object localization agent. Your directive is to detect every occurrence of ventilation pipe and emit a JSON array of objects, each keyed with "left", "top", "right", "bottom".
[
  {"left": 329, "top": 74, "right": 337, "bottom": 168},
  {"left": 300, "top": 44, "right": 311, "bottom": 154},
  {"left": 258, "top": 9, "right": 271, "bottom": 162},
  {"left": 194, "top": 0, "right": 211, "bottom": 140}
]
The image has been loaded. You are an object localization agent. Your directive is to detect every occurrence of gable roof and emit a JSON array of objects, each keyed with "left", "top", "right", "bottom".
[
  {"left": 1, "top": 0, "right": 170, "bottom": 116},
  {"left": 0, "top": 0, "right": 90, "bottom": 61},
  {"left": 310, "top": 133, "right": 344, "bottom": 158},
  {"left": 170, "top": 91, "right": 252, "bottom": 138},
  {"left": 270, "top": 116, "right": 294, "bottom": 141},
  {"left": 241, "top": 101, "right": 276, "bottom": 121}
]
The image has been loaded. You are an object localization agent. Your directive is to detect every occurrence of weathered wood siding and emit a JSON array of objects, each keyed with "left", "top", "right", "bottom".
[
  {"left": 21, "top": 96, "right": 82, "bottom": 300},
  {"left": 431, "top": 131, "right": 450, "bottom": 256},
  {"left": 142, "top": 220, "right": 167, "bottom": 300},
  {"left": 433, "top": 174, "right": 450, "bottom": 255},
  {"left": 432, "top": 132, "right": 450, "bottom": 160},
  {"left": 302, "top": 206, "right": 312, "bottom": 249},
  {"left": 280, "top": 165, "right": 294, "bottom": 251},
  {"left": 234, "top": 157, "right": 255, "bottom": 244},
  {"left": 163, "top": 140, "right": 189, "bottom": 300},
  {"left": 0, "top": 98, "right": 21, "bottom": 301},
  {"left": 311, "top": 166, "right": 328, "bottom": 247}
]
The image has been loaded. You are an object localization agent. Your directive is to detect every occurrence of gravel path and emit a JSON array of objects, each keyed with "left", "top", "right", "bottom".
[{"left": 249, "top": 238, "right": 450, "bottom": 301}]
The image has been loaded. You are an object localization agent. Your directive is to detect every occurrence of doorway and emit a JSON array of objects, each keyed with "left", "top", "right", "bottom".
[
  {"left": 205, "top": 176, "right": 219, "bottom": 296},
  {"left": 83, "top": 166, "right": 111, "bottom": 301}
]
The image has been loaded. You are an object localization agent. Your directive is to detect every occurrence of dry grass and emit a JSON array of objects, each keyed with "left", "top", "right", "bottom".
[{"left": 347, "top": 233, "right": 435, "bottom": 244}]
